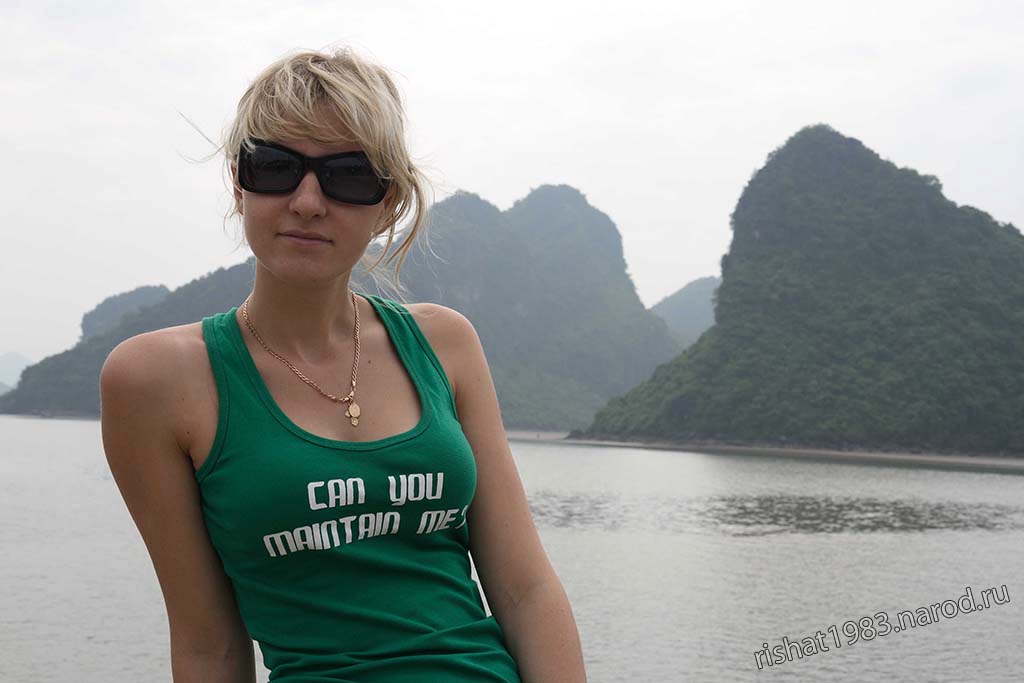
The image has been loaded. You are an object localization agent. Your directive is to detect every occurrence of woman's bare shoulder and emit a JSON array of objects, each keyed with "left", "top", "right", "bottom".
[
  {"left": 405, "top": 303, "right": 478, "bottom": 397},
  {"left": 102, "top": 321, "right": 216, "bottom": 456},
  {"left": 106, "top": 321, "right": 208, "bottom": 375}
]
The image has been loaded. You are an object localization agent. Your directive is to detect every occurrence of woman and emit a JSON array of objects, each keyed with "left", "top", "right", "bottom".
[{"left": 100, "top": 47, "right": 586, "bottom": 682}]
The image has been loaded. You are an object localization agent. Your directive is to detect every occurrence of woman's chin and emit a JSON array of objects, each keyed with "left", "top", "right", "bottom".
[{"left": 256, "top": 253, "right": 355, "bottom": 287}]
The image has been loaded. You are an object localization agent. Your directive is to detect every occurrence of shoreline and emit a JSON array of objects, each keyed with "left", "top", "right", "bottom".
[
  {"left": 504, "top": 430, "right": 1024, "bottom": 475},
  {"left": 5, "top": 414, "right": 1022, "bottom": 476}
]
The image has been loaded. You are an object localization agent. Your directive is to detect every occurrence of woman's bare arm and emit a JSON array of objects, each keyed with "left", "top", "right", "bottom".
[
  {"left": 100, "top": 332, "right": 256, "bottom": 683},
  {"left": 432, "top": 305, "right": 588, "bottom": 683}
]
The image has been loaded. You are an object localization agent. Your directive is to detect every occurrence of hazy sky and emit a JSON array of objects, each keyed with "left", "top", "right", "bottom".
[{"left": 2, "top": 0, "right": 1021, "bottom": 362}]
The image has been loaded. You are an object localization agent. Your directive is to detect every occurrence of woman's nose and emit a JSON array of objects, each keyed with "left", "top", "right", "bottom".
[{"left": 288, "top": 170, "right": 328, "bottom": 218}]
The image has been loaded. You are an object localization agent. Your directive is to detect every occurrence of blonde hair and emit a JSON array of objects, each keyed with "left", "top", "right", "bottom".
[{"left": 219, "top": 47, "right": 435, "bottom": 299}]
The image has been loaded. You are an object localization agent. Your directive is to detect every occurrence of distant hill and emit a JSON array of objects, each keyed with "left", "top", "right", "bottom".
[
  {"left": 0, "top": 351, "right": 33, "bottom": 387},
  {"left": 573, "top": 124, "right": 1024, "bottom": 456},
  {"left": 0, "top": 262, "right": 257, "bottom": 419},
  {"left": 81, "top": 285, "right": 170, "bottom": 341},
  {"left": 650, "top": 276, "right": 720, "bottom": 349},
  {"left": 0, "top": 185, "right": 682, "bottom": 430},
  {"left": 0, "top": 381, "right": 10, "bottom": 397},
  {"left": 394, "top": 185, "right": 682, "bottom": 429}
]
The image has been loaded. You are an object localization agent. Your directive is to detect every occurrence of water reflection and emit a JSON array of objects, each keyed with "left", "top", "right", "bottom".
[{"left": 528, "top": 491, "right": 1024, "bottom": 536}]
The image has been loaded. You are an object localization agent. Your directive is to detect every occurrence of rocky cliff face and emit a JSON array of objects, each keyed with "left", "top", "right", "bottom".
[{"left": 574, "top": 125, "right": 1024, "bottom": 456}]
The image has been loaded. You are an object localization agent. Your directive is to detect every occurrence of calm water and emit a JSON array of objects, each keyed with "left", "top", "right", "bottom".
[{"left": 2, "top": 414, "right": 1023, "bottom": 682}]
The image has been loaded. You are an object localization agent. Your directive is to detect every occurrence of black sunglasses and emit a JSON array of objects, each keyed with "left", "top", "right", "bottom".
[{"left": 237, "top": 139, "right": 391, "bottom": 205}]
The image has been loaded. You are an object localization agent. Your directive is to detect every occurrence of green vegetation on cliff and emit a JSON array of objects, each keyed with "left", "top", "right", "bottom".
[
  {"left": 575, "top": 125, "right": 1024, "bottom": 455},
  {"left": 80, "top": 285, "right": 170, "bottom": 341},
  {"left": 397, "top": 185, "right": 682, "bottom": 429}
]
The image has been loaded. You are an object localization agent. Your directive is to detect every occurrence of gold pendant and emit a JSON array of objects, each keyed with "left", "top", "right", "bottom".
[{"left": 345, "top": 401, "right": 361, "bottom": 427}]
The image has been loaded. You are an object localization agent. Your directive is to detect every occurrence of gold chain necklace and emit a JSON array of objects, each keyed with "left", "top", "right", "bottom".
[{"left": 241, "top": 289, "right": 363, "bottom": 427}]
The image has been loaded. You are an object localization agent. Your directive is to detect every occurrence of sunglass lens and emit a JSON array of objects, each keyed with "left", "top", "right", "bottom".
[
  {"left": 241, "top": 145, "right": 302, "bottom": 192},
  {"left": 322, "top": 156, "right": 387, "bottom": 203}
]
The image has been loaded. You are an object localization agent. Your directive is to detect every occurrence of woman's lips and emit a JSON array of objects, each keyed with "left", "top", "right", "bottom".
[{"left": 280, "top": 234, "right": 332, "bottom": 245}]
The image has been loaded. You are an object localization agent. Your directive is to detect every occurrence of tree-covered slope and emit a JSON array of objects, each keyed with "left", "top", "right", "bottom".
[
  {"left": 379, "top": 184, "right": 683, "bottom": 430},
  {"left": 81, "top": 285, "right": 170, "bottom": 341},
  {"left": 0, "top": 262, "right": 256, "bottom": 417},
  {"left": 573, "top": 124, "right": 1024, "bottom": 455}
]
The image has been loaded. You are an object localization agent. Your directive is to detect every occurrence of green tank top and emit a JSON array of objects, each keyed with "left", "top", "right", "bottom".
[{"left": 196, "top": 293, "right": 521, "bottom": 683}]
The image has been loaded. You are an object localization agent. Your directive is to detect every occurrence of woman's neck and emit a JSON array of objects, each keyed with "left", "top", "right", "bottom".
[{"left": 243, "top": 270, "right": 361, "bottom": 366}]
